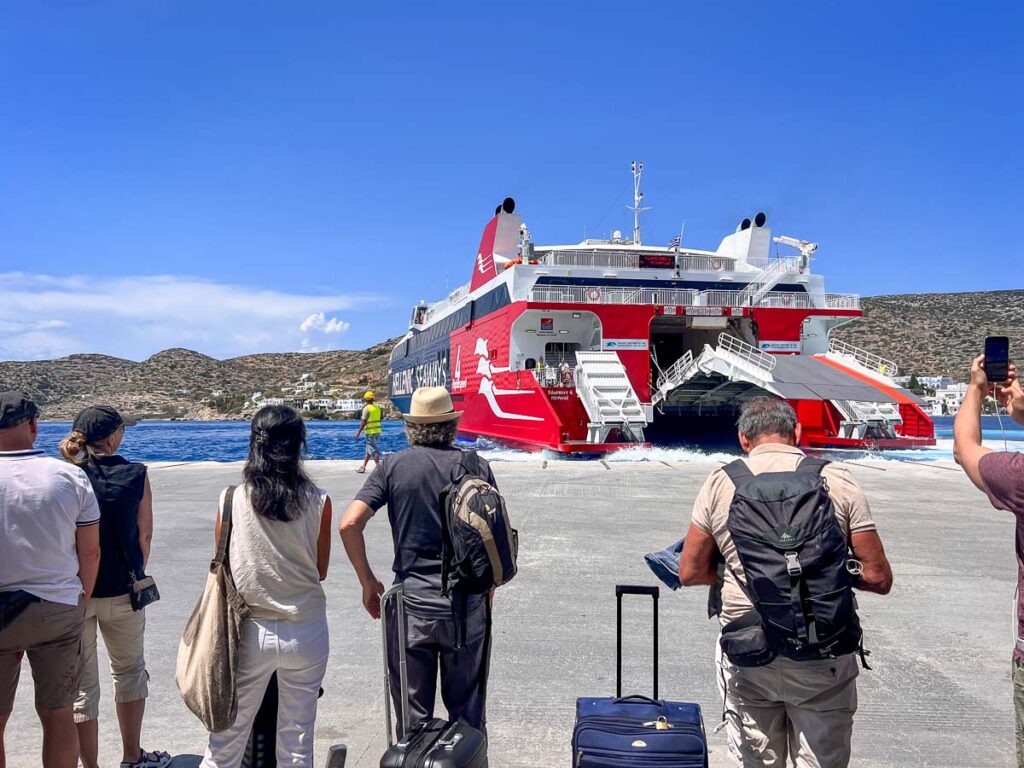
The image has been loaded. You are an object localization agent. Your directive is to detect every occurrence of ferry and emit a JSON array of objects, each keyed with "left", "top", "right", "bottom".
[{"left": 388, "top": 164, "right": 936, "bottom": 453}]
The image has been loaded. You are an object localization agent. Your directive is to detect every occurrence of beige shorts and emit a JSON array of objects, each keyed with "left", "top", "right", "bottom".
[
  {"left": 74, "top": 595, "right": 149, "bottom": 722},
  {"left": 0, "top": 598, "right": 85, "bottom": 714},
  {"left": 720, "top": 649, "right": 859, "bottom": 768}
]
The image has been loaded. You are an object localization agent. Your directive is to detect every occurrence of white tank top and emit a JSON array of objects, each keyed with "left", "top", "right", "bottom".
[{"left": 223, "top": 484, "right": 327, "bottom": 621}]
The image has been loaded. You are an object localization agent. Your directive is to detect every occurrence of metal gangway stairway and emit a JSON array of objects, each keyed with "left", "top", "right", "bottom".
[
  {"left": 574, "top": 351, "right": 649, "bottom": 443},
  {"left": 652, "top": 334, "right": 778, "bottom": 409},
  {"left": 735, "top": 256, "right": 800, "bottom": 307}
]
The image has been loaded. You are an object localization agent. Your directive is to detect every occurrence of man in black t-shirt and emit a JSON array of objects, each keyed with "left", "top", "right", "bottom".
[{"left": 339, "top": 387, "right": 495, "bottom": 736}]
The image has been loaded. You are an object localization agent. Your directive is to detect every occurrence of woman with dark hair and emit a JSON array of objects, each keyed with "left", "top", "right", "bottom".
[
  {"left": 59, "top": 406, "right": 170, "bottom": 768},
  {"left": 200, "top": 405, "right": 332, "bottom": 768}
]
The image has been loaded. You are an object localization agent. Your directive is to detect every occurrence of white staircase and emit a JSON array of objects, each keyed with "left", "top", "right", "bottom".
[
  {"left": 736, "top": 257, "right": 800, "bottom": 307},
  {"left": 574, "top": 351, "right": 648, "bottom": 443},
  {"left": 651, "top": 350, "right": 696, "bottom": 408},
  {"left": 832, "top": 399, "right": 903, "bottom": 440}
]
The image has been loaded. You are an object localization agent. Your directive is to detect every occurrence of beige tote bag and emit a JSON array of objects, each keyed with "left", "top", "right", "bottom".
[{"left": 176, "top": 486, "right": 251, "bottom": 732}]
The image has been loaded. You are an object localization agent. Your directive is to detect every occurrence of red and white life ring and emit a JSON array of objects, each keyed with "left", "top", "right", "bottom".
[{"left": 586, "top": 287, "right": 602, "bottom": 302}]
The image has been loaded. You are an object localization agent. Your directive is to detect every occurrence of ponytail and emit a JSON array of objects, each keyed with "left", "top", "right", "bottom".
[{"left": 59, "top": 430, "right": 90, "bottom": 465}]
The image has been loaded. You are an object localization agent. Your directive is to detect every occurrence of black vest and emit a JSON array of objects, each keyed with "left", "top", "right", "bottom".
[{"left": 83, "top": 456, "right": 147, "bottom": 598}]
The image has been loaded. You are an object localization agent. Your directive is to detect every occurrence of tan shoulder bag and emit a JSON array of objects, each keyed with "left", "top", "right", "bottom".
[{"left": 175, "top": 486, "right": 251, "bottom": 732}]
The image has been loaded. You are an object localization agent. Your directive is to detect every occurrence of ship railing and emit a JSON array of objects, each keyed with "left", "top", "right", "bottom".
[
  {"left": 828, "top": 338, "right": 900, "bottom": 378},
  {"left": 528, "top": 285, "right": 861, "bottom": 311},
  {"left": 538, "top": 249, "right": 743, "bottom": 273},
  {"left": 540, "top": 250, "right": 641, "bottom": 268},
  {"left": 718, "top": 333, "right": 777, "bottom": 373},
  {"left": 532, "top": 366, "right": 577, "bottom": 388},
  {"left": 529, "top": 285, "right": 700, "bottom": 306},
  {"left": 674, "top": 254, "right": 738, "bottom": 271}
]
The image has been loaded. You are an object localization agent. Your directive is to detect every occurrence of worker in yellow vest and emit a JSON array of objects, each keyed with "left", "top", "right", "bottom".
[{"left": 355, "top": 390, "right": 382, "bottom": 473}]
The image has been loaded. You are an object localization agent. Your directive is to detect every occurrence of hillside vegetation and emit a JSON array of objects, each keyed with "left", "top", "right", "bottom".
[{"left": 832, "top": 289, "right": 1024, "bottom": 379}]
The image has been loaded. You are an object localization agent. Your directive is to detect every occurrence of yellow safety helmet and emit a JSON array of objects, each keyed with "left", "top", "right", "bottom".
[{"left": 363, "top": 391, "right": 375, "bottom": 400}]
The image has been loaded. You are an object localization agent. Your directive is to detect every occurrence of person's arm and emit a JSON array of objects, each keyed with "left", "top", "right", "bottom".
[
  {"left": 137, "top": 474, "right": 154, "bottom": 569},
  {"left": 339, "top": 500, "right": 385, "bottom": 618},
  {"left": 679, "top": 523, "right": 719, "bottom": 586},
  {"left": 849, "top": 529, "right": 893, "bottom": 595},
  {"left": 954, "top": 355, "right": 995, "bottom": 492},
  {"left": 354, "top": 407, "right": 368, "bottom": 439},
  {"left": 76, "top": 523, "right": 101, "bottom": 599},
  {"left": 317, "top": 496, "right": 333, "bottom": 581}
]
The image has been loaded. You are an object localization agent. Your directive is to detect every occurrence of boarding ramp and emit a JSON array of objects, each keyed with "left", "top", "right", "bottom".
[
  {"left": 574, "top": 351, "right": 648, "bottom": 443},
  {"left": 654, "top": 334, "right": 910, "bottom": 435}
]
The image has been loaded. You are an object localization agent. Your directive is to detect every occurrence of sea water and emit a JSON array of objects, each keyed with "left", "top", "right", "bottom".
[{"left": 32, "top": 416, "right": 1022, "bottom": 464}]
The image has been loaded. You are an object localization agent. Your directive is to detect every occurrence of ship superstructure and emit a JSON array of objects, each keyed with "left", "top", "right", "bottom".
[{"left": 388, "top": 166, "right": 935, "bottom": 453}]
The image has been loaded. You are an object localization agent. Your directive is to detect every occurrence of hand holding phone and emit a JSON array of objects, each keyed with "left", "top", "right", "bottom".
[{"left": 984, "top": 336, "right": 1010, "bottom": 383}]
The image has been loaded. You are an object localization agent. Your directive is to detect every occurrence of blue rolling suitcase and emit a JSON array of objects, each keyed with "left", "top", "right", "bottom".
[{"left": 573, "top": 585, "right": 708, "bottom": 767}]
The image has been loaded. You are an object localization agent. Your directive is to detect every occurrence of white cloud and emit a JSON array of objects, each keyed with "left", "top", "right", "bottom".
[
  {"left": 299, "top": 312, "right": 351, "bottom": 335},
  {"left": 0, "top": 273, "right": 376, "bottom": 361}
]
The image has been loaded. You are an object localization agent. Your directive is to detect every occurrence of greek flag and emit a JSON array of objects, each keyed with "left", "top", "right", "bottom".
[{"left": 667, "top": 235, "right": 682, "bottom": 249}]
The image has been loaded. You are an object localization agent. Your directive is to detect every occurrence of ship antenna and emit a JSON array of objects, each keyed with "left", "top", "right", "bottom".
[{"left": 628, "top": 160, "right": 651, "bottom": 245}]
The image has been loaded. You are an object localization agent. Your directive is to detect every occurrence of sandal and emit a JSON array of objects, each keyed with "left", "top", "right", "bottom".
[
  {"left": 355, "top": 467, "right": 366, "bottom": 473},
  {"left": 121, "top": 749, "right": 172, "bottom": 768}
]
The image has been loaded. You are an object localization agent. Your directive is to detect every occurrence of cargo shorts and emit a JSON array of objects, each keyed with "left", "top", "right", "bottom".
[
  {"left": 74, "top": 595, "right": 149, "bottom": 722},
  {"left": 720, "top": 648, "right": 859, "bottom": 767},
  {"left": 0, "top": 598, "right": 86, "bottom": 714},
  {"left": 365, "top": 432, "right": 381, "bottom": 457}
]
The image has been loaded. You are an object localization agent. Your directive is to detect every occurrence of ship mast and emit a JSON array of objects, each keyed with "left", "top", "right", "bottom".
[{"left": 629, "top": 160, "right": 650, "bottom": 244}]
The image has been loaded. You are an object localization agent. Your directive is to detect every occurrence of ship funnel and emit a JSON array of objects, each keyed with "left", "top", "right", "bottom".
[
  {"left": 754, "top": 212, "right": 767, "bottom": 227},
  {"left": 737, "top": 218, "right": 752, "bottom": 232}
]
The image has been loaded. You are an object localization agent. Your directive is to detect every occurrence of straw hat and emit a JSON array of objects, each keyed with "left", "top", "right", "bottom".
[{"left": 404, "top": 387, "right": 462, "bottom": 424}]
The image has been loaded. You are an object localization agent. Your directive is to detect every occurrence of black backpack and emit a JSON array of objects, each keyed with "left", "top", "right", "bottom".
[
  {"left": 720, "top": 457, "right": 866, "bottom": 667},
  {"left": 440, "top": 450, "right": 518, "bottom": 600}
]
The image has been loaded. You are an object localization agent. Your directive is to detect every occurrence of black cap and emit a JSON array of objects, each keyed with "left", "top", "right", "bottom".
[
  {"left": 0, "top": 391, "right": 40, "bottom": 429},
  {"left": 73, "top": 405, "right": 134, "bottom": 442}
]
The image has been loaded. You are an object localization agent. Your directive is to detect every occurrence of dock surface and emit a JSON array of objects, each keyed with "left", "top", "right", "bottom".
[{"left": 6, "top": 458, "right": 1017, "bottom": 767}]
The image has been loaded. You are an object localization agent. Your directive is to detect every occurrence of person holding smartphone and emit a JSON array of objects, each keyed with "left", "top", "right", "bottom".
[{"left": 953, "top": 343, "right": 1024, "bottom": 764}]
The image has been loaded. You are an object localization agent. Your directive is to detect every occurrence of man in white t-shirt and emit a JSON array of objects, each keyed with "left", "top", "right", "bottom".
[{"left": 0, "top": 392, "right": 102, "bottom": 768}]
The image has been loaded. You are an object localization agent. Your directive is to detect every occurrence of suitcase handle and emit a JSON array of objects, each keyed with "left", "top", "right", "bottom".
[
  {"left": 613, "top": 694, "right": 663, "bottom": 706},
  {"left": 616, "top": 584, "right": 659, "bottom": 700},
  {"left": 380, "top": 584, "right": 410, "bottom": 748}
]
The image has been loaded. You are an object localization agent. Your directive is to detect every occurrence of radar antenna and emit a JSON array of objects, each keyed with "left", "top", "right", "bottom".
[{"left": 628, "top": 160, "right": 651, "bottom": 245}]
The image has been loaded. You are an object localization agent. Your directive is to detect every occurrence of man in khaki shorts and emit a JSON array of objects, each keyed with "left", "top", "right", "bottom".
[
  {"left": 0, "top": 392, "right": 102, "bottom": 768},
  {"left": 680, "top": 397, "right": 893, "bottom": 767}
]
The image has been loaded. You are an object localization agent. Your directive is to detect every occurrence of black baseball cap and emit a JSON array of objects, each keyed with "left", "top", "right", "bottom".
[
  {"left": 0, "top": 391, "right": 40, "bottom": 429},
  {"left": 73, "top": 405, "right": 136, "bottom": 442}
]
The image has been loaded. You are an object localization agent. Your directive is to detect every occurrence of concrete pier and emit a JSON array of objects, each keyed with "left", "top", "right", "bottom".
[{"left": 5, "top": 458, "right": 1017, "bottom": 767}]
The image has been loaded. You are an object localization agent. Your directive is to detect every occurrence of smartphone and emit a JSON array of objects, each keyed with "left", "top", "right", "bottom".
[{"left": 984, "top": 336, "right": 1010, "bottom": 382}]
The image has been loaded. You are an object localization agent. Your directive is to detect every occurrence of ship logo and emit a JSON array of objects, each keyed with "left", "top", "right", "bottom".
[
  {"left": 474, "top": 338, "right": 542, "bottom": 421},
  {"left": 451, "top": 344, "right": 467, "bottom": 391},
  {"left": 476, "top": 252, "right": 487, "bottom": 274}
]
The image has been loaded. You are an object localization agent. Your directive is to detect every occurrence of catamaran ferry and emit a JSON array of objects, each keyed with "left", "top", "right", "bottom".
[{"left": 387, "top": 164, "right": 935, "bottom": 453}]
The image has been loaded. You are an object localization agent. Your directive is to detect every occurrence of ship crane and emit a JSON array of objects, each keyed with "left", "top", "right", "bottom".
[{"left": 773, "top": 234, "right": 819, "bottom": 271}]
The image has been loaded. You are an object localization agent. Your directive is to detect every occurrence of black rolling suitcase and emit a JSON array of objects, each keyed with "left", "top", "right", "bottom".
[{"left": 379, "top": 583, "right": 488, "bottom": 768}]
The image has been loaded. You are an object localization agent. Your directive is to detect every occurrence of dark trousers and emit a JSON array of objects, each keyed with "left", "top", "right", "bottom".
[{"left": 386, "top": 600, "right": 491, "bottom": 738}]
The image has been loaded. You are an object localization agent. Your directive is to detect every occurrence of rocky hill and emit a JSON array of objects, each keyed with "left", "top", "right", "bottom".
[
  {"left": 832, "top": 289, "right": 1024, "bottom": 379},
  {"left": 1, "top": 289, "right": 1020, "bottom": 420},
  {"left": 0, "top": 341, "right": 397, "bottom": 420}
]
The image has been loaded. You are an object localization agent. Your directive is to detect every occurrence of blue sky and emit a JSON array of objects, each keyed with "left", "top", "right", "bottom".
[{"left": 1, "top": 2, "right": 1020, "bottom": 361}]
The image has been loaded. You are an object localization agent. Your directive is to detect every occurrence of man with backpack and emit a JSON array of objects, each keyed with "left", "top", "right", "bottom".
[
  {"left": 679, "top": 397, "right": 893, "bottom": 767},
  {"left": 340, "top": 386, "right": 516, "bottom": 737}
]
